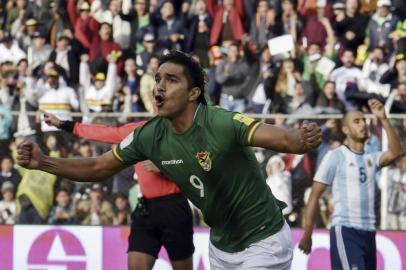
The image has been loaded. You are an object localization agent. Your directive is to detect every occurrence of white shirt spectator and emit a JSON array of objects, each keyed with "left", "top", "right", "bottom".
[
  {"left": 330, "top": 66, "right": 363, "bottom": 108},
  {"left": 0, "top": 40, "right": 26, "bottom": 64},
  {"left": 361, "top": 58, "right": 390, "bottom": 97}
]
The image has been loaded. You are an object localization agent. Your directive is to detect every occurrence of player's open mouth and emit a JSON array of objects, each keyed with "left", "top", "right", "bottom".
[{"left": 154, "top": 94, "right": 165, "bottom": 107}]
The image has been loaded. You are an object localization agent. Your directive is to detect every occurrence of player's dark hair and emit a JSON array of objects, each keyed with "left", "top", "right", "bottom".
[{"left": 158, "top": 50, "right": 207, "bottom": 104}]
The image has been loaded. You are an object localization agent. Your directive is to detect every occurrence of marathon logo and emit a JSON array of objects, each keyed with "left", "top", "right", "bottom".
[{"left": 161, "top": 159, "right": 184, "bottom": 165}]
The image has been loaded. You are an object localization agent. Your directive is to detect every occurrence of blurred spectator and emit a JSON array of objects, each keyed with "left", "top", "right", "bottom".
[
  {"left": 0, "top": 181, "right": 17, "bottom": 224},
  {"left": 122, "top": 58, "right": 140, "bottom": 112},
  {"left": 332, "top": 0, "right": 369, "bottom": 52},
  {"left": 361, "top": 47, "right": 390, "bottom": 97},
  {"left": 0, "top": 30, "right": 26, "bottom": 64},
  {"left": 97, "top": 0, "right": 131, "bottom": 49},
  {"left": 26, "top": 0, "right": 53, "bottom": 33},
  {"left": 387, "top": 154, "right": 406, "bottom": 230},
  {"left": 215, "top": 42, "right": 251, "bottom": 112},
  {"left": 186, "top": 0, "right": 212, "bottom": 68},
  {"left": 47, "top": 188, "right": 75, "bottom": 225},
  {"left": 140, "top": 55, "right": 159, "bottom": 113},
  {"left": 330, "top": 49, "right": 363, "bottom": 109},
  {"left": 5, "top": 0, "right": 27, "bottom": 32},
  {"left": 275, "top": 58, "right": 301, "bottom": 97},
  {"left": 0, "top": 157, "right": 21, "bottom": 194},
  {"left": 37, "top": 68, "right": 79, "bottom": 132},
  {"left": 315, "top": 80, "right": 346, "bottom": 113},
  {"left": 136, "top": 32, "right": 156, "bottom": 74},
  {"left": 250, "top": 0, "right": 282, "bottom": 49},
  {"left": 88, "top": 22, "right": 123, "bottom": 71},
  {"left": 281, "top": 0, "right": 303, "bottom": 42},
  {"left": 28, "top": 29, "right": 53, "bottom": 71},
  {"left": 49, "top": 34, "right": 82, "bottom": 87},
  {"left": 0, "top": 103, "right": 12, "bottom": 154},
  {"left": 385, "top": 81, "right": 406, "bottom": 113},
  {"left": 207, "top": 0, "right": 245, "bottom": 46},
  {"left": 380, "top": 53, "right": 406, "bottom": 89},
  {"left": 155, "top": 1, "right": 186, "bottom": 52},
  {"left": 73, "top": 183, "right": 114, "bottom": 225},
  {"left": 14, "top": 18, "right": 39, "bottom": 51},
  {"left": 80, "top": 53, "right": 117, "bottom": 113},
  {"left": 112, "top": 192, "right": 131, "bottom": 225},
  {"left": 119, "top": 0, "right": 151, "bottom": 53},
  {"left": 366, "top": 0, "right": 398, "bottom": 56},
  {"left": 68, "top": 1, "right": 99, "bottom": 50},
  {"left": 266, "top": 155, "right": 293, "bottom": 216},
  {"left": 285, "top": 81, "right": 313, "bottom": 114}
]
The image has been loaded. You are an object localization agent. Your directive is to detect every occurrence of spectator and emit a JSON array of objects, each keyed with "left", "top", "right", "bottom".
[
  {"left": 73, "top": 183, "right": 114, "bottom": 225},
  {"left": 37, "top": 68, "right": 79, "bottom": 132},
  {"left": 0, "top": 31, "right": 26, "bottom": 65},
  {"left": 25, "top": 0, "right": 53, "bottom": 33},
  {"left": 112, "top": 193, "right": 131, "bottom": 225},
  {"left": 68, "top": 1, "right": 99, "bottom": 50},
  {"left": 122, "top": 58, "right": 140, "bottom": 112},
  {"left": 5, "top": 0, "right": 27, "bottom": 32},
  {"left": 49, "top": 34, "right": 82, "bottom": 88},
  {"left": 380, "top": 53, "right": 406, "bottom": 89},
  {"left": 47, "top": 188, "right": 75, "bottom": 225},
  {"left": 28, "top": 29, "right": 53, "bottom": 71},
  {"left": 329, "top": 49, "right": 363, "bottom": 109},
  {"left": 0, "top": 103, "right": 12, "bottom": 154},
  {"left": 139, "top": 55, "right": 159, "bottom": 113},
  {"left": 266, "top": 155, "right": 293, "bottom": 216},
  {"left": 250, "top": 0, "right": 282, "bottom": 49},
  {"left": 155, "top": 1, "right": 186, "bottom": 52},
  {"left": 366, "top": 0, "right": 398, "bottom": 56},
  {"left": 275, "top": 58, "right": 301, "bottom": 97},
  {"left": 332, "top": 0, "right": 369, "bottom": 51},
  {"left": 13, "top": 18, "right": 39, "bottom": 51},
  {"left": 80, "top": 53, "right": 117, "bottom": 113},
  {"left": 136, "top": 32, "right": 156, "bottom": 74},
  {"left": 206, "top": 0, "right": 245, "bottom": 46},
  {"left": 361, "top": 47, "right": 391, "bottom": 97},
  {"left": 186, "top": 0, "right": 212, "bottom": 68},
  {"left": 281, "top": 0, "right": 303, "bottom": 42},
  {"left": 0, "top": 157, "right": 21, "bottom": 194},
  {"left": 315, "top": 80, "right": 346, "bottom": 113},
  {"left": 0, "top": 181, "right": 17, "bottom": 224},
  {"left": 215, "top": 42, "right": 251, "bottom": 112},
  {"left": 385, "top": 81, "right": 406, "bottom": 113},
  {"left": 387, "top": 154, "right": 406, "bottom": 230}
]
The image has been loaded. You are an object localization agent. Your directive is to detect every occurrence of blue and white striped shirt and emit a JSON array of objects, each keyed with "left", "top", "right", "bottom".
[{"left": 314, "top": 145, "right": 382, "bottom": 231}]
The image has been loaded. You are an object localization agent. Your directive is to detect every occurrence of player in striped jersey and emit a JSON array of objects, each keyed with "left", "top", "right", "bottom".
[{"left": 299, "top": 99, "right": 405, "bottom": 270}]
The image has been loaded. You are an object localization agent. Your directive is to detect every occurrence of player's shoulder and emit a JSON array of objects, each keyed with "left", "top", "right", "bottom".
[{"left": 323, "top": 145, "right": 346, "bottom": 161}]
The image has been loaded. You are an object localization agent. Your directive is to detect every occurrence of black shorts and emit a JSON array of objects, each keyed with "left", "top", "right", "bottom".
[{"left": 127, "top": 193, "right": 195, "bottom": 261}]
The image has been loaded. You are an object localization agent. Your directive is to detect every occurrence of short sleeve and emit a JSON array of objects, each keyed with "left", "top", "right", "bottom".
[
  {"left": 112, "top": 128, "right": 147, "bottom": 165},
  {"left": 213, "top": 109, "right": 260, "bottom": 146},
  {"left": 314, "top": 151, "right": 337, "bottom": 185}
]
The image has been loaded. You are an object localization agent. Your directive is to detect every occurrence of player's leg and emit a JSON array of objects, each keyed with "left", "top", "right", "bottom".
[
  {"left": 364, "top": 231, "right": 376, "bottom": 270},
  {"left": 128, "top": 251, "right": 156, "bottom": 270},
  {"left": 127, "top": 207, "right": 162, "bottom": 270},
  {"left": 159, "top": 194, "right": 195, "bottom": 270},
  {"left": 330, "top": 226, "right": 367, "bottom": 270},
  {"left": 240, "top": 221, "right": 293, "bottom": 270}
]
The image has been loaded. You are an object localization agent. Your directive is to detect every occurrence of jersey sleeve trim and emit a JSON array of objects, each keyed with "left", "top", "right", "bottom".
[
  {"left": 247, "top": 122, "right": 261, "bottom": 145},
  {"left": 112, "top": 146, "right": 124, "bottom": 163}
]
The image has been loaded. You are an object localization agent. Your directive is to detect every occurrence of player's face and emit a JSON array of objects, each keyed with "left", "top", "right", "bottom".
[
  {"left": 343, "top": 111, "right": 369, "bottom": 142},
  {"left": 153, "top": 62, "right": 191, "bottom": 119}
]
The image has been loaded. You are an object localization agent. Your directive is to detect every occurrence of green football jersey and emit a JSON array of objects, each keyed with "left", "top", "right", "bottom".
[{"left": 113, "top": 104, "right": 286, "bottom": 252}]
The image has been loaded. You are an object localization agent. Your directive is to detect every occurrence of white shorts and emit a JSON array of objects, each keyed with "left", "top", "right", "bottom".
[{"left": 209, "top": 221, "right": 293, "bottom": 270}]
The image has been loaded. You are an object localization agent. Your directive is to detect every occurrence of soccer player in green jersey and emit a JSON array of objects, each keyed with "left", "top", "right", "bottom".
[{"left": 17, "top": 50, "right": 322, "bottom": 270}]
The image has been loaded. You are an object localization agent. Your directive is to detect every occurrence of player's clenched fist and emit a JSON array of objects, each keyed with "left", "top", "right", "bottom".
[
  {"left": 16, "top": 141, "right": 44, "bottom": 169},
  {"left": 300, "top": 120, "right": 322, "bottom": 150}
]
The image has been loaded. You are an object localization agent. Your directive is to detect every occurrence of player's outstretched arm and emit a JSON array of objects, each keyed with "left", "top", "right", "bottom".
[
  {"left": 299, "top": 182, "right": 327, "bottom": 255},
  {"left": 368, "top": 99, "right": 405, "bottom": 167},
  {"left": 17, "top": 141, "right": 126, "bottom": 182},
  {"left": 251, "top": 120, "right": 322, "bottom": 153}
]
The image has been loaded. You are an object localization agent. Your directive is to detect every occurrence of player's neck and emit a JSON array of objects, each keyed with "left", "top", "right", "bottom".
[
  {"left": 345, "top": 139, "right": 365, "bottom": 154},
  {"left": 169, "top": 103, "right": 200, "bottom": 134}
]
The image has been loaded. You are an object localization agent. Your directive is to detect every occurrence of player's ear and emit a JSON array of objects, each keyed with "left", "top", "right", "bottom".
[
  {"left": 189, "top": 87, "right": 201, "bottom": 102},
  {"left": 342, "top": 125, "right": 349, "bottom": 136}
]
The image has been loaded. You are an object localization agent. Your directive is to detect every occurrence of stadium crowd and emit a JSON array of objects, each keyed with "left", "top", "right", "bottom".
[{"left": 0, "top": 0, "right": 406, "bottom": 229}]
